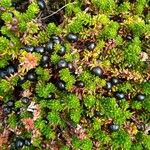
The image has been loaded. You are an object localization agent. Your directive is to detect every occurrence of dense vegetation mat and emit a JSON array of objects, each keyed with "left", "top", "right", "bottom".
[{"left": 0, "top": 0, "right": 150, "bottom": 149}]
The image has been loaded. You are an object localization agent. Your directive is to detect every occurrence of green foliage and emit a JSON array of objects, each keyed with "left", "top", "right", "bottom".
[
  {"left": 94, "top": 131, "right": 111, "bottom": 144},
  {"left": 111, "top": 130, "right": 132, "bottom": 150},
  {"left": 21, "top": 80, "right": 31, "bottom": 90},
  {"left": 0, "top": 36, "right": 10, "bottom": 52},
  {"left": 70, "top": 108, "right": 81, "bottom": 123},
  {"left": 7, "top": 113, "right": 17, "bottom": 128},
  {"left": 92, "top": 0, "right": 115, "bottom": 12},
  {"left": 142, "top": 96, "right": 150, "bottom": 112},
  {"left": 72, "top": 137, "right": 93, "bottom": 150},
  {"left": 67, "top": 12, "right": 91, "bottom": 33},
  {"left": 0, "top": 0, "right": 12, "bottom": 8},
  {"left": 100, "top": 21, "right": 120, "bottom": 39},
  {"left": 141, "top": 82, "right": 150, "bottom": 95},
  {"left": 135, "top": 0, "right": 147, "bottom": 14},
  {"left": 35, "top": 67, "right": 50, "bottom": 81},
  {"left": 66, "top": 94, "right": 80, "bottom": 109},
  {"left": 46, "top": 23, "right": 61, "bottom": 37},
  {"left": 48, "top": 111, "right": 61, "bottom": 125},
  {"left": 35, "top": 118, "right": 55, "bottom": 139},
  {"left": 128, "top": 19, "right": 146, "bottom": 37},
  {"left": 100, "top": 97, "right": 132, "bottom": 124},
  {"left": 84, "top": 95, "right": 96, "bottom": 108},
  {"left": 117, "top": 81, "right": 133, "bottom": 93},
  {"left": 131, "top": 101, "right": 142, "bottom": 110},
  {"left": 59, "top": 68, "right": 76, "bottom": 90},
  {"left": 0, "top": 79, "right": 11, "bottom": 95},
  {"left": 32, "top": 137, "right": 42, "bottom": 148},
  {"left": 117, "top": 2, "right": 130, "bottom": 13},
  {"left": 36, "top": 82, "right": 56, "bottom": 98},
  {"left": 124, "top": 37, "right": 141, "bottom": 65}
]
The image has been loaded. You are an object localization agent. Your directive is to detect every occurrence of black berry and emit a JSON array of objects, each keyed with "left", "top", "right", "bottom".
[
  {"left": 109, "top": 124, "right": 119, "bottom": 131},
  {"left": 104, "top": 81, "right": 112, "bottom": 90},
  {"left": 37, "top": 0, "right": 46, "bottom": 10},
  {"left": 24, "top": 46, "right": 34, "bottom": 52},
  {"left": 56, "top": 80, "right": 65, "bottom": 90},
  {"left": 24, "top": 138, "right": 31, "bottom": 146},
  {"left": 114, "top": 92, "right": 125, "bottom": 100},
  {"left": 41, "top": 55, "right": 49, "bottom": 64},
  {"left": 35, "top": 46, "right": 45, "bottom": 53},
  {"left": 42, "top": 63, "right": 49, "bottom": 68},
  {"left": 0, "top": 70, "right": 7, "bottom": 78},
  {"left": 111, "top": 77, "right": 119, "bottom": 85},
  {"left": 15, "top": 138, "right": 24, "bottom": 148},
  {"left": 3, "top": 106, "right": 12, "bottom": 114},
  {"left": 27, "top": 71, "right": 36, "bottom": 81},
  {"left": 95, "top": 111, "right": 103, "bottom": 117},
  {"left": 75, "top": 81, "right": 85, "bottom": 88},
  {"left": 57, "top": 59, "right": 67, "bottom": 69},
  {"left": 67, "top": 62, "right": 75, "bottom": 72},
  {"left": 57, "top": 46, "right": 66, "bottom": 56},
  {"left": 51, "top": 35, "right": 61, "bottom": 44},
  {"left": 135, "top": 94, "right": 145, "bottom": 101},
  {"left": 86, "top": 42, "right": 96, "bottom": 51},
  {"left": 47, "top": 93, "right": 55, "bottom": 99},
  {"left": 21, "top": 97, "right": 30, "bottom": 104},
  {"left": 66, "top": 33, "right": 78, "bottom": 43},
  {"left": 7, "top": 101, "right": 14, "bottom": 107},
  {"left": 6, "top": 65, "right": 16, "bottom": 75},
  {"left": 91, "top": 66, "right": 103, "bottom": 77},
  {"left": 126, "top": 35, "right": 132, "bottom": 40},
  {"left": 46, "top": 41, "right": 54, "bottom": 52}
]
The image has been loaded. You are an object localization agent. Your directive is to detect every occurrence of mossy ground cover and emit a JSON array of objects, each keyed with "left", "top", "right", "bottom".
[{"left": 0, "top": 0, "right": 150, "bottom": 149}]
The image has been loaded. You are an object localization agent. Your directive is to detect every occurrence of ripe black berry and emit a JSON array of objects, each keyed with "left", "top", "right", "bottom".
[
  {"left": 6, "top": 65, "right": 16, "bottom": 75},
  {"left": 37, "top": 0, "right": 46, "bottom": 10},
  {"left": 41, "top": 55, "right": 49, "bottom": 63},
  {"left": 67, "top": 62, "right": 75, "bottom": 72},
  {"left": 26, "top": 71, "right": 36, "bottom": 81},
  {"left": 21, "top": 97, "right": 30, "bottom": 104},
  {"left": 56, "top": 80, "right": 65, "bottom": 90},
  {"left": 0, "top": 70, "right": 7, "bottom": 78},
  {"left": 75, "top": 81, "right": 85, "bottom": 88},
  {"left": 109, "top": 124, "right": 119, "bottom": 131},
  {"left": 15, "top": 138, "right": 24, "bottom": 148},
  {"left": 35, "top": 46, "right": 45, "bottom": 53},
  {"left": 42, "top": 63, "right": 49, "bottom": 68},
  {"left": 91, "top": 66, "right": 103, "bottom": 77},
  {"left": 104, "top": 81, "right": 112, "bottom": 90},
  {"left": 57, "top": 46, "right": 66, "bottom": 56},
  {"left": 66, "top": 33, "right": 78, "bottom": 43},
  {"left": 7, "top": 101, "right": 14, "bottom": 107},
  {"left": 110, "top": 77, "right": 119, "bottom": 85},
  {"left": 114, "top": 92, "right": 125, "bottom": 100},
  {"left": 45, "top": 41, "right": 54, "bottom": 52},
  {"left": 86, "top": 42, "right": 96, "bottom": 51},
  {"left": 24, "top": 46, "right": 34, "bottom": 52},
  {"left": 51, "top": 35, "right": 61, "bottom": 44},
  {"left": 57, "top": 59, "right": 67, "bottom": 69},
  {"left": 47, "top": 93, "right": 55, "bottom": 99},
  {"left": 126, "top": 35, "right": 132, "bottom": 40},
  {"left": 135, "top": 94, "right": 145, "bottom": 101},
  {"left": 3, "top": 106, "right": 12, "bottom": 114},
  {"left": 24, "top": 138, "right": 31, "bottom": 146},
  {"left": 95, "top": 111, "right": 103, "bottom": 117}
]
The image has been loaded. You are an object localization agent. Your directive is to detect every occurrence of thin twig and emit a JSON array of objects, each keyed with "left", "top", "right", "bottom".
[{"left": 41, "top": 2, "right": 77, "bottom": 20}]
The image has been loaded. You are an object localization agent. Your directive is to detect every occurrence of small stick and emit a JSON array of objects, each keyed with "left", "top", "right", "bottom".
[{"left": 41, "top": 2, "right": 77, "bottom": 20}]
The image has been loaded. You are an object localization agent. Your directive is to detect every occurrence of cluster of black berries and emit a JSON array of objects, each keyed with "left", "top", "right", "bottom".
[
  {"left": 11, "top": 137, "right": 31, "bottom": 149},
  {"left": 0, "top": 63, "right": 18, "bottom": 78}
]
